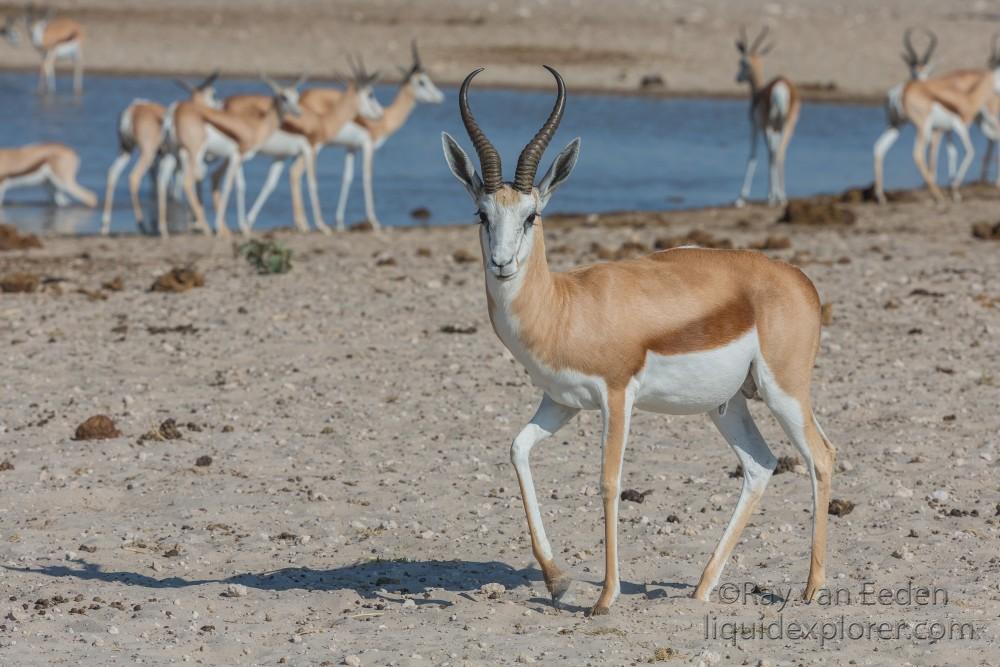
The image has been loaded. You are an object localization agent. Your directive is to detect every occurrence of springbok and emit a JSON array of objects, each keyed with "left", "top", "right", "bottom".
[
  {"left": 442, "top": 66, "right": 835, "bottom": 615},
  {"left": 873, "top": 45, "right": 1000, "bottom": 203},
  {"left": 288, "top": 41, "right": 444, "bottom": 231},
  {"left": 215, "top": 61, "right": 384, "bottom": 233},
  {"left": 0, "top": 5, "right": 85, "bottom": 95},
  {"left": 734, "top": 26, "right": 800, "bottom": 207},
  {"left": 0, "top": 143, "right": 96, "bottom": 207},
  {"left": 101, "top": 72, "right": 220, "bottom": 235},
  {"left": 976, "top": 35, "right": 1000, "bottom": 185},
  {"left": 157, "top": 75, "right": 303, "bottom": 238}
]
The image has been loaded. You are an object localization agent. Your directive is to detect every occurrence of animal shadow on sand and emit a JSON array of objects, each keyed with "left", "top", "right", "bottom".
[{"left": 7, "top": 560, "right": 691, "bottom": 612}]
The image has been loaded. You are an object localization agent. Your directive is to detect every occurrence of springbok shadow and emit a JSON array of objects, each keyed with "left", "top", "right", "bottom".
[{"left": 4, "top": 559, "right": 541, "bottom": 598}]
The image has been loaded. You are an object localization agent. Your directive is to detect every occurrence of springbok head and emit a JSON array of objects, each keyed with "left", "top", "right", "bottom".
[
  {"left": 23, "top": 2, "right": 51, "bottom": 27},
  {"left": 260, "top": 72, "right": 305, "bottom": 119},
  {"left": 347, "top": 54, "right": 385, "bottom": 120},
  {"left": 735, "top": 25, "right": 774, "bottom": 83},
  {"left": 442, "top": 66, "right": 580, "bottom": 280},
  {"left": 0, "top": 15, "right": 19, "bottom": 45},
  {"left": 400, "top": 40, "right": 445, "bottom": 104},
  {"left": 902, "top": 27, "right": 937, "bottom": 80},
  {"left": 175, "top": 70, "right": 221, "bottom": 108}
]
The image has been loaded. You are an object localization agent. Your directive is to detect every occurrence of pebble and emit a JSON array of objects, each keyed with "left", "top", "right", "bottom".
[
  {"left": 223, "top": 584, "right": 248, "bottom": 598},
  {"left": 343, "top": 656, "right": 361, "bottom": 667},
  {"left": 402, "top": 599, "right": 416, "bottom": 608}
]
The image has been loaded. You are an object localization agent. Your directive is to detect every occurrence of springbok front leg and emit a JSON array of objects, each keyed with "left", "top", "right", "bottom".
[
  {"left": 511, "top": 395, "right": 579, "bottom": 603},
  {"left": 947, "top": 122, "right": 974, "bottom": 202},
  {"left": 359, "top": 139, "right": 381, "bottom": 231},
  {"left": 591, "top": 388, "right": 634, "bottom": 615},
  {"left": 693, "top": 393, "right": 777, "bottom": 601},
  {"left": 302, "top": 145, "right": 330, "bottom": 234},
  {"left": 38, "top": 51, "right": 56, "bottom": 94},
  {"left": 127, "top": 145, "right": 158, "bottom": 232},
  {"left": 101, "top": 151, "right": 131, "bottom": 235},
  {"left": 736, "top": 126, "right": 759, "bottom": 208},
  {"left": 72, "top": 46, "right": 83, "bottom": 96},
  {"left": 287, "top": 155, "right": 310, "bottom": 232},
  {"left": 335, "top": 150, "right": 355, "bottom": 231},
  {"left": 873, "top": 126, "right": 900, "bottom": 204},
  {"left": 247, "top": 160, "right": 284, "bottom": 230}
]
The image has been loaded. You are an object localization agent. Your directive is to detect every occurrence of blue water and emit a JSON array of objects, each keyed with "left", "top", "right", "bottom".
[{"left": 0, "top": 71, "right": 990, "bottom": 234}]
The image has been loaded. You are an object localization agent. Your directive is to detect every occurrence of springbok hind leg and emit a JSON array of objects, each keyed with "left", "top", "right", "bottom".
[
  {"left": 510, "top": 394, "right": 579, "bottom": 604},
  {"left": 756, "top": 371, "right": 835, "bottom": 601},
  {"left": 693, "top": 393, "right": 777, "bottom": 602}
]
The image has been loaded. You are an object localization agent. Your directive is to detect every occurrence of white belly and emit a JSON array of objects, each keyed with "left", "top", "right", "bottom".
[
  {"left": 3, "top": 165, "right": 51, "bottom": 189},
  {"left": 257, "top": 129, "right": 309, "bottom": 159},
  {"left": 634, "top": 329, "right": 759, "bottom": 414},
  {"left": 53, "top": 40, "right": 79, "bottom": 59},
  {"left": 203, "top": 125, "right": 239, "bottom": 160},
  {"left": 331, "top": 122, "right": 369, "bottom": 149}
]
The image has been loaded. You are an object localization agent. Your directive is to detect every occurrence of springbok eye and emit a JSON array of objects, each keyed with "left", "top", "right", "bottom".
[
  {"left": 525, "top": 213, "right": 537, "bottom": 226},
  {"left": 477, "top": 211, "right": 489, "bottom": 225}
]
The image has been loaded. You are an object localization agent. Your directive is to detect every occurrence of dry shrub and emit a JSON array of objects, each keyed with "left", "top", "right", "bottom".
[
  {"left": 779, "top": 200, "right": 856, "bottom": 226},
  {"left": 0, "top": 272, "right": 40, "bottom": 293},
  {"left": 0, "top": 224, "right": 42, "bottom": 251},
  {"left": 74, "top": 415, "right": 121, "bottom": 441},
  {"left": 971, "top": 222, "right": 1000, "bottom": 240},
  {"left": 151, "top": 268, "right": 204, "bottom": 293}
]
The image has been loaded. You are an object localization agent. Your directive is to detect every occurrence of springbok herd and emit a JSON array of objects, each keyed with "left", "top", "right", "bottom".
[{"left": 0, "top": 10, "right": 999, "bottom": 234}]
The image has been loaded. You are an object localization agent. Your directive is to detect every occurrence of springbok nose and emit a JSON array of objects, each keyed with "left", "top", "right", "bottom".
[{"left": 491, "top": 255, "right": 514, "bottom": 269}]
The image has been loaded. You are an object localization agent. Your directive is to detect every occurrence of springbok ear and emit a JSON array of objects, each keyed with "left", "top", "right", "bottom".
[
  {"left": 441, "top": 132, "right": 483, "bottom": 200},
  {"left": 536, "top": 138, "right": 580, "bottom": 209}
]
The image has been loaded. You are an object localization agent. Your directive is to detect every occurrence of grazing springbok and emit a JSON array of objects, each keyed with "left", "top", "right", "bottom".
[
  {"left": 734, "top": 26, "right": 800, "bottom": 207},
  {"left": 442, "top": 66, "right": 835, "bottom": 615},
  {"left": 873, "top": 45, "right": 1000, "bottom": 203},
  {"left": 0, "top": 5, "right": 85, "bottom": 94},
  {"left": 288, "top": 41, "right": 444, "bottom": 231},
  {"left": 0, "top": 143, "right": 96, "bottom": 207},
  {"left": 101, "top": 72, "right": 221, "bottom": 235},
  {"left": 157, "top": 75, "right": 303, "bottom": 238},
  {"left": 215, "top": 61, "right": 384, "bottom": 233}
]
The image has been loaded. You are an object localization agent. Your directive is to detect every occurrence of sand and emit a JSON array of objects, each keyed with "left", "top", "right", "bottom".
[
  {"left": 0, "top": 187, "right": 998, "bottom": 665},
  {"left": 2, "top": 0, "right": 1000, "bottom": 102}
]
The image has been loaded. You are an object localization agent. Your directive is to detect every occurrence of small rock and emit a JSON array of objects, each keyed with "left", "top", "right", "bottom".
[
  {"left": 343, "top": 656, "right": 362, "bottom": 667},
  {"left": 195, "top": 455, "right": 213, "bottom": 467},
  {"left": 222, "top": 584, "right": 248, "bottom": 598},
  {"left": 480, "top": 583, "right": 505, "bottom": 599},
  {"left": 401, "top": 598, "right": 416, "bottom": 608},
  {"left": 828, "top": 499, "right": 855, "bottom": 517}
]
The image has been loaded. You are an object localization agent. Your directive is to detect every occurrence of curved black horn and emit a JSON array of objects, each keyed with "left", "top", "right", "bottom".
[
  {"left": 736, "top": 25, "right": 748, "bottom": 53},
  {"left": 459, "top": 68, "right": 503, "bottom": 193},
  {"left": 513, "top": 65, "right": 566, "bottom": 194},
  {"left": 411, "top": 39, "right": 422, "bottom": 69},
  {"left": 197, "top": 69, "right": 219, "bottom": 91},
  {"left": 750, "top": 25, "right": 770, "bottom": 54},
  {"left": 991, "top": 33, "right": 1000, "bottom": 67},
  {"left": 921, "top": 28, "right": 937, "bottom": 65},
  {"left": 174, "top": 78, "right": 195, "bottom": 94},
  {"left": 902, "top": 28, "right": 918, "bottom": 64}
]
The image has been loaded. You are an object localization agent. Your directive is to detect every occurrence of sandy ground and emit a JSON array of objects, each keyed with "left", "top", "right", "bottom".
[
  {"left": 0, "top": 189, "right": 998, "bottom": 665},
  {"left": 2, "top": 1, "right": 1000, "bottom": 101}
]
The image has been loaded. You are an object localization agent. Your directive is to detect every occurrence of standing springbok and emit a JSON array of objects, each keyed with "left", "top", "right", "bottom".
[
  {"left": 101, "top": 72, "right": 220, "bottom": 235},
  {"left": 0, "top": 143, "right": 96, "bottom": 207},
  {"left": 976, "top": 35, "right": 1000, "bottom": 185},
  {"left": 442, "top": 66, "right": 835, "bottom": 615},
  {"left": 0, "top": 5, "right": 85, "bottom": 95},
  {"left": 734, "top": 26, "right": 800, "bottom": 207},
  {"left": 215, "top": 62, "right": 384, "bottom": 233},
  {"left": 873, "top": 49, "right": 1000, "bottom": 203},
  {"left": 288, "top": 41, "right": 444, "bottom": 231},
  {"left": 157, "top": 75, "right": 303, "bottom": 238}
]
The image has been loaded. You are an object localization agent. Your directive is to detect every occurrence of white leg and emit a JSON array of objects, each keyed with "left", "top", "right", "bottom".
[
  {"left": 46, "top": 57, "right": 56, "bottom": 94},
  {"left": 949, "top": 123, "right": 974, "bottom": 201},
  {"left": 765, "top": 128, "right": 781, "bottom": 206},
  {"left": 0, "top": 181, "right": 7, "bottom": 206},
  {"left": 101, "top": 151, "right": 131, "bottom": 235},
  {"left": 693, "top": 394, "right": 777, "bottom": 601},
  {"left": 736, "top": 127, "right": 758, "bottom": 207},
  {"left": 873, "top": 126, "right": 900, "bottom": 204},
  {"left": 335, "top": 150, "right": 355, "bottom": 231},
  {"left": 360, "top": 140, "right": 380, "bottom": 230},
  {"left": 235, "top": 165, "right": 248, "bottom": 235},
  {"left": 156, "top": 153, "right": 177, "bottom": 238},
  {"left": 945, "top": 134, "right": 959, "bottom": 183},
  {"left": 510, "top": 394, "right": 579, "bottom": 603},
  {"left": 247, "top": 160, "right": 284, "bottom": 229},
  {"left": 73, "top": 47, "right": 83, "bottom": 95},
  {"left": 214, "top": 155, "right": 238, "bottom": 236},
  {"left": 303, "top": 146, "right": 329, "bottom": 234}
]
